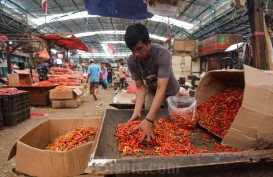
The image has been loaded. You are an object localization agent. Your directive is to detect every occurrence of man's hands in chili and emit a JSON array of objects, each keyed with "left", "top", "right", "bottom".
[{"left": 129, "top": 115, "right": 155, "bottom": 143}]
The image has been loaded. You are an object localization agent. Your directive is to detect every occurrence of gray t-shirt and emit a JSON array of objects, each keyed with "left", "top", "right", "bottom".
[{"left": 127, "top": 44, "right": 179, "bottom": 96}]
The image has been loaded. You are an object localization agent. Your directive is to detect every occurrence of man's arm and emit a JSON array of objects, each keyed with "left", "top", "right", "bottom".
[
  {"left": 145, "top": 77, "right": 169, "bottom": 121},
  {"left": 128, "top": 80, "right": 146, "bottom": 121},
  {"left": 86, "top": 74, "right": 90, "bottom": 83},
  {"left": 131, "top": 78, "right": 169, "bottom": 143}
]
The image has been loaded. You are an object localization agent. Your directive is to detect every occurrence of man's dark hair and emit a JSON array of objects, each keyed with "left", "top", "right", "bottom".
[{"left": 124, "top": 23, "right": 150, "bottom": 49}]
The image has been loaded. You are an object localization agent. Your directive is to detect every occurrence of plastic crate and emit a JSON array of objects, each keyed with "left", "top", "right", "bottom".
[
  {"left": 0, "top": 113, "right": 3, "bottom": 129},
  {"left": 0, "top": 97, "right": 2, "bottom": 114},
  {"left": 2, "top": 92, "right": 29, "bottom": 112},
  {"left": 3, "top": 107, "right": 30, "bottom": 126}
]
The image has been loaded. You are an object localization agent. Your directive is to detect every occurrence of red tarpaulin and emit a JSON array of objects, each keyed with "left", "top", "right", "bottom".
[{"left": 41, "top": 34, "right": 88, "bottom": 51}]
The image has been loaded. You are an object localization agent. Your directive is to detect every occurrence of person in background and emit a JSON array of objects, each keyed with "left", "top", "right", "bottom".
[
  {"left": 101, "top": 64, "right": 108, "bottom": 89},
  {"left": 75, "top": 64, "right": 83, "bottom": 72},
  {"left": 37, "top": 60, "right": 50, "bottom": 82},
  {"left": 86, "top": 59, "right": 101, "bottom": 101},
  {"left": 106, "top": 63, "right": 113, "bottom": 88},
  {"left": 118, "top": 61, "right": 126, "bottom": 90},
  {"left": 124, "top": 23, "right": 179, "bottom": 143}
]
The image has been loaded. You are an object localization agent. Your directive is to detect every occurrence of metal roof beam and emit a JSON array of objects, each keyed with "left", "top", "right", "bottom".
[
  {"left": 179, "top": 0, "right": 208, "bottom": 8},
  {"left": 192, "top": 8, "right": 234, "bottom": 37},
  {"left": 97, "top": 17, "right": 109, "bottom": 41},
  {"left": 178, "top": 0, "right": 197, "bottom": 18},
  {"left": 51, "top": 0, "right": 75, "bottom": 33},
  {"left": 196, "top": 11, "right": 246, "bottom": 38},
  {"left": 152, "top": 22, "right": 160, "bottom": 34},
  {"left": 110, "top": 17, "right": 118, "bottom": 41}
]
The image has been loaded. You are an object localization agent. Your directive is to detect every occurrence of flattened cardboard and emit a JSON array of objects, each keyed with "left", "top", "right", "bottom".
[
  {"left": 8, "top": 118, "right": 102, "bottom": 177},
  {"left": 51, "top": 96, "right": 83, "bottom": 109},
  {"left": 222, "top": 65, "right": 273, "bottom": 150}
]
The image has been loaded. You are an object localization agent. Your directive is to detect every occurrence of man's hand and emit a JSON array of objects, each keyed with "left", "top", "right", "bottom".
[
  {"left": 132, "top": 120, "right": 155, "bottom": 143},
  {"left": 128, "top": 112, "right": 141, "bottom": 122}
]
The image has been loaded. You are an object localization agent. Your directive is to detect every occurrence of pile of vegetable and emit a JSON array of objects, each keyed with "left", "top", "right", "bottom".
[
  {"left": 115, "top": 119, "right": 239, "bottom": 157},
  {"left": 0, "top": 88, "right": 27, "bottom": 95},
  {"left": 53, "top": 85, "right": 72, "bottom": 91},
  {"left": 197, "top": 87, "right": 244, "bottom": 138},
  {"left": 20, "top": 80, "right": 29, "bottom": 86},
  {"left": 169, "top": 110, "right": 198, "bottom": 129},
  {"left": 34, "top": 81, "right": 55, "bottom": 87},
  {"left": 45, "top": 126, "right": 98, "bottom": 151}
]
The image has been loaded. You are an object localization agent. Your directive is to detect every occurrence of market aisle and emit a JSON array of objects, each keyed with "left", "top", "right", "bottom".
[{"left": 0, "top": 87, "right": 117, "bottom": 177}]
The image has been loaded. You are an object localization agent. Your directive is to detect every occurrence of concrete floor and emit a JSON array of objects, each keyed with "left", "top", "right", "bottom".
[{"left": 0, "top": 87, "right": 119, "bottom": 177}]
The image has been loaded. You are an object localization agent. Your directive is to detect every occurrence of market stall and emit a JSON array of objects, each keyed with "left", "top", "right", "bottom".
[{"left": 87, "top": 109, "right": 273, "bottom": 177}]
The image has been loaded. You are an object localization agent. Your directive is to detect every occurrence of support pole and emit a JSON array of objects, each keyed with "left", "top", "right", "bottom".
[
  {"left": 5, "top": 41, "right": 12, "bottom": 74},
  {"left": 248, "top": 0, "right": 268, "bottom": 69}
]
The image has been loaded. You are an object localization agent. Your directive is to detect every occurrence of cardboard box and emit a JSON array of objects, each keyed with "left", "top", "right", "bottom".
[
  {"left": 195, "top": 65, "right": 273, "bottom": 150},
  {"left": 8, "top": 70, "right": 32, "bottom": 86},
  {"left": 173, "top": 39, "right": 197, "bottom": 52},
  {"left": 49, "top": 87, "right": 83, "bottom": 100},
  {"left": 51, "top": 96, "right": 83, "bottom": 109},
  {"left": 8, "top": 117, "right": 102, "bottom": 177}
]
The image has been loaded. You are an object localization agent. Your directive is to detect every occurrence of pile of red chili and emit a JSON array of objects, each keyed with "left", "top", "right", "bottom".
[
  {"left": 34, "top": 80, "right": 55, "bottom": 87},
  {"left": 197, "top": 87, "right": 244, "bottom": 138},
  {"left": 115, "top": 119, "right": 239, "bottom": 157},
  {"left": 46, "top": 126, "right": 97, "bottom": 151}
]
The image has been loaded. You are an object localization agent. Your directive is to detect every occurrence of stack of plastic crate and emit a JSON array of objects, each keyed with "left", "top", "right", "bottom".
[
  {"left": 2, "top": 91, "right": 30, "bottom": 126},
  {"left": 0, "top": 97, "right": 3, "bottom": 129}
]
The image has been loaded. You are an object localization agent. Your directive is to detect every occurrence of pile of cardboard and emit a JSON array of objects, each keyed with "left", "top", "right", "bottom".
[{"left": 49, "top": 86, "right": 84, "bottom": 109}]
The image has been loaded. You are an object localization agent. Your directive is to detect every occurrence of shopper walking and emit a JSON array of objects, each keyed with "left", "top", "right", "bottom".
[
  {"left": 118, "top": 61, "right": 126, "bottom": 90},
  {"left": 86, "top": 59, "right": 101, "bottom": 100}
]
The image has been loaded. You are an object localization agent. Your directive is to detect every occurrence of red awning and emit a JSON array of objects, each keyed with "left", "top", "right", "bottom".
[{"left": 41, "top": 34, "right": 88, "bottom": 51}]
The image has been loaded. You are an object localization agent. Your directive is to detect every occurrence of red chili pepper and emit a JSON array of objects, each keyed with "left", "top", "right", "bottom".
[
  {"left": 45, "top": 126, "right": 98, "bottom": 151},
  {"left": 197, "top": 87, "right": 243, "bottom": 138},
  {"left": 115, "top": 118, "right": 240, "bottom": 157}
]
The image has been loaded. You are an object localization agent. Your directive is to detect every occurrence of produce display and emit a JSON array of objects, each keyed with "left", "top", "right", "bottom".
[
  {"left": 20, "top": 81, "right": 30, "bottom": 86},
  {"left": 0, "top": 88, "right": 27, "bottom": 95},
  {"left": 48, "top": 67, "right": 84, "bottom": 86},
  {"left": 33, "top": 67, "right": 85, "bottom": 86},
  {"left": 52, "top": 85, "right": 72, "bottom": 91},
  {"left": 33, "top": 81, "right": 55, "bottom": 87},
  {"left": 115, "top": 119, "right": 240, "bottom": 157},
  {"left": 197, "top": 87, "right": 244, "bottom": 138},
  {"left": 45, "top": 126, "right": 98, "bottom": 151}
]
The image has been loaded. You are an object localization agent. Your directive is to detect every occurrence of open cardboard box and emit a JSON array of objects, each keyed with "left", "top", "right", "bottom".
[
  {"left": 8, "top": 70, "right": 32, "bottom": 86},
  {"left": 195, "top": 65, "right": 273, "bottom": 150},
  {"left": 51, "top": 96, "right": 83, "bottom": 109},
  {"left": 49, "top": 87, "right": 83, "bottom": 100},
  {"left": 8, "top": 117, "right": 102, "bottom": 177}
]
